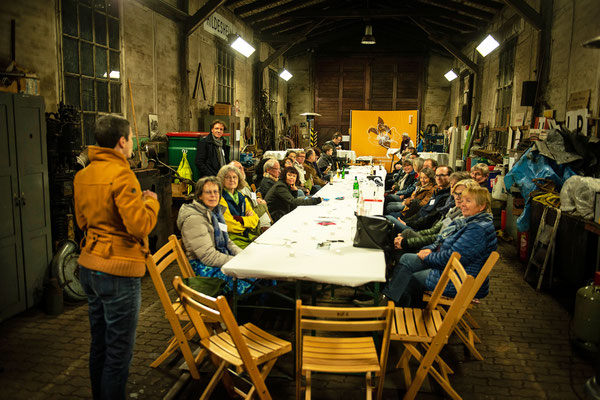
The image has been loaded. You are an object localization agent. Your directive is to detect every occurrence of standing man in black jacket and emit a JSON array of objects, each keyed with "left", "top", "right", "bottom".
[{"left": 195, "top": 120, "right": 230, "bottom": 178}]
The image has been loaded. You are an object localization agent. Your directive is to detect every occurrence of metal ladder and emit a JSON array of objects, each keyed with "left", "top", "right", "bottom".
[{"left": 524, "top": 206, "right": 561, "bottom": 291}]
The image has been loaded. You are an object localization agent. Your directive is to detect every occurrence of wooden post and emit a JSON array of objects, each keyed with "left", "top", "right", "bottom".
[{"left": 128, "top": 78, "right": 141, "bottom": 164}]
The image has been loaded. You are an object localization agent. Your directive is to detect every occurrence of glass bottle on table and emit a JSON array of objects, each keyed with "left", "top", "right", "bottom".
[{"left": 353, "top": 176, "right": 359, "bottom": 198}]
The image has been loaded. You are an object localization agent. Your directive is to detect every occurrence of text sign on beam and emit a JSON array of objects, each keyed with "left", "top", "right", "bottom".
[{"left": 204, "top": 12, "right": 234, "bottom": 40}]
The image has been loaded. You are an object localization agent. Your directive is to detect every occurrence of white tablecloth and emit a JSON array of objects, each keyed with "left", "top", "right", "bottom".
[
  {"left": 263, "top": 149, "right": 303, "bottom": 160},
  {"left": 221, "top": 167, "right": 386, "bottom": 287},
  {"left": 386, "top": 148, "right": 449, "bottom": 165},
  {"left": 263, "top": 149, "right": 356, "bottom": 163}
]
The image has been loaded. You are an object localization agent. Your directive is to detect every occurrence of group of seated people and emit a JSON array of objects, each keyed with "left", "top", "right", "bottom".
[
  {"left": 177, "top": 137, "right": 497, "bottom": 307},
  {"left": 353, "top": 148, "right": 497, "bottom": 306},
  {"left": 177, "top": 145, "right": 332, "bottom": 294}
]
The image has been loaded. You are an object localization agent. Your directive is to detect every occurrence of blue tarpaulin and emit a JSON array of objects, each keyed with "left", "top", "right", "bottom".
[{"left": 504, "top": 148, "right": 575, "bottom": 231}]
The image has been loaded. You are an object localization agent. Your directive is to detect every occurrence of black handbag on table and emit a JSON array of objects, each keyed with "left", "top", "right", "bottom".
[{"left": 353, "top": 214, "right": 394, "bottom": 253}]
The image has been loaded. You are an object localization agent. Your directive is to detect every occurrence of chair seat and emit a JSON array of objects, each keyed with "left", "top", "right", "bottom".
[
  {"left": 422, "top": 291, "right": 480, "bottom": 308},
  {"left": 302, "top": 336, "right": 381, "bottom": 374},
  {"left": 391, "top": 307, "right": 444, "bottom": 343},
  {"left": 201, "top": 322, "right": 291, "bottom": 367}
]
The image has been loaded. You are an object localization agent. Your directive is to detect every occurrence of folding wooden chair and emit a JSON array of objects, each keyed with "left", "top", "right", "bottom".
[
  {"left": 391, "top": 252, "right": 477, "bottom": 400},
  {"left": 421, "top": 251, "right": 500, "bottom": 360},
  {"left": 173, "top": 276, "right": 292, "bottom": 400},
  {"left": 145, "top": 234, "right": 203, "bottom": 379},
  {"left": 295, "top": 299, "right": 394, "bottom": 400}
]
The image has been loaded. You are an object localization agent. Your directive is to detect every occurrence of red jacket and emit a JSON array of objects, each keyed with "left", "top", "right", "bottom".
[{"left": 74, "top": 146, "right": 160, "bottom": 277}]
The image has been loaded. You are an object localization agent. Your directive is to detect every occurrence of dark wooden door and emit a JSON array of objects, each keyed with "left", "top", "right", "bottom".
[
  {"left": 314, "top": 56, "right": 423, "bottom": 148},
  {"left": 0, "top": 92, "right": 26, "bottom": 321}
]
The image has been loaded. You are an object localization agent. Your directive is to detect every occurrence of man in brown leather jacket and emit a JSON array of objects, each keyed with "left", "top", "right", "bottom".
[{"left": 74, "top": 115, "right": 160, "bottom": 400}]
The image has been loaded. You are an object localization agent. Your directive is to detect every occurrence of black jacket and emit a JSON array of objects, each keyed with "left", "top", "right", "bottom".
[
  {"left": 195, "top": 134, "right": 230, "bottom": 178},
  {"left": 257, "top": 176, "right": 276, "bottom": 198},
  {"left": 264, "top": 180, "right": 321, "bottom": 222}
]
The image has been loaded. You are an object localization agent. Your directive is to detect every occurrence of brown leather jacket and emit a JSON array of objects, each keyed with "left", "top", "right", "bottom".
[{"left": 74, "top": 146, "right": 160, "bottom": 277}]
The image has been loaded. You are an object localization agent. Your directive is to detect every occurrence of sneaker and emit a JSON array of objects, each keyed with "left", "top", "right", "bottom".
[{"left": 352, "top": 294, "right": 387, "bottom": 307}]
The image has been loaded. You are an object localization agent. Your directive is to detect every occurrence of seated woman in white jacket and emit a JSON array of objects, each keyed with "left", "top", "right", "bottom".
[{"left": 177, "top": 176, "right": 254, "bottom": 294}]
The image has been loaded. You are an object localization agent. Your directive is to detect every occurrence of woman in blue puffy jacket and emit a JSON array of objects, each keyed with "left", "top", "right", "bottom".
[{"left": 381, "top": 185, "right": 497, "bottom": 306}]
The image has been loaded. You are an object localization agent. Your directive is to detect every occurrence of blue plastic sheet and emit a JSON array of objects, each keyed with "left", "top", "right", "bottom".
[{"left": 504, "top": 148, "right": 575, "bottom": 231}]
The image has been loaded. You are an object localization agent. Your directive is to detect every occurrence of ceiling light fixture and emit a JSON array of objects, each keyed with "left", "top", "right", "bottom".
[
  {"left": 476, "top": 34, "right": 500, "bottom": 57},
  {"left": 279, "top": 68, "right": 292, "bottom": 81},
  {"left": 582, "top": 35, "right": 600, "bottom": 49},
  {"left": 444, "top": 70, "right": 458, "bottom": 81},
  {"left": 361, "top": 25, "right": 376, "bottom": 45},
  {"left": 228, "top": 34, "right": 255, "bottom": 58}
]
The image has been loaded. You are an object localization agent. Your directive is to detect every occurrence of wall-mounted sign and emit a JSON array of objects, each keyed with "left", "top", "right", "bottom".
[{"left": 203, "top": 12, "right": 234, "bottom": 41}]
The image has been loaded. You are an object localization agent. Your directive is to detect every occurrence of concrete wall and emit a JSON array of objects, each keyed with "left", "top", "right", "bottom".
[
  {"left": 421, "top": 53, "right": 453, "bottom": 131},
  {"left": 446, "top": 0, "right": 600, "bottom": 130},
  {"left": 0, "top": 0, "right": 60, "bottom": 112},
  {"left": 0, "top": 0, "right": 286, "bottom": 148}
]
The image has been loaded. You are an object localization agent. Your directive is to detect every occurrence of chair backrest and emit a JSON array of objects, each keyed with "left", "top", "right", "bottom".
[
  {"left": 251, "top": 183, "right": 257, "bottom": 192},
  {"left": 173, "top": 276, "right": 260, "bottom": 372},
  {"left": 295, "top": 300, "right": 394, "bottom": 378},
  {"left": 426, "top": 251, "right": 500, "bottom": 311},
  {"left": 145, "top": 234, "right": 195, "bottom": 318}
]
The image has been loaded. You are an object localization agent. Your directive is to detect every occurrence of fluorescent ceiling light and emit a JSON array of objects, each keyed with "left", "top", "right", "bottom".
[
  {"left": 230, "top": 35, "right": 255, "bottom": 57},
  {"left": 444, "top": 70, "right": 458, "bottom": 81},
  {"left": 476, "top": 34, "right": 500, "bottom": 57},
  {"left": 361, "top": 25, "right": 376, "bottom": 45},
  {"left": 279, "top": 68, "right": 292, "bottom": 81}
]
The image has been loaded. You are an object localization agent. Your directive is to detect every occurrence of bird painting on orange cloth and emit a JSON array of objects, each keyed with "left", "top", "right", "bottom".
[{"left": 366, "top": 116, "right": 400, "bottom": 149}]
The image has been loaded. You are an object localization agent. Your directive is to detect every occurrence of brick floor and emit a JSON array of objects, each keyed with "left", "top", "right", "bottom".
[{"left": 0, "top": 241, "right": 595, "bottom": 399}]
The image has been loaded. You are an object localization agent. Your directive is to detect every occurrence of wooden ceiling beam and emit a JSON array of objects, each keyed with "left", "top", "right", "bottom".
[
  {"left": 501, "top": 0, "right": 543, "bottom": 30},
  {"left": 261, "top": 20, "right": 312, "bottom": 36},
  {"left": 283, "top": 8, "right": 434, "bottom": 19},
  {"left": 410, "top": 17, "right": 478, "bottom": 72},
  {"left": 417, "top": 0, "right": 495, "bottom": 21},
  {"left": 245, "top": 0, "right": 326, "bottom": 23},
  {"left": 186, "top": 0, "right": 227, "bottom": 35},
  {"left": 234, "top": 0, "right": 285, "bottom": 16},
  {"left": 464, "top": 0, "right": 505, "bottom": 10},
  {"left": 260, "top": 19, "right": 326, "bottom": 70}
]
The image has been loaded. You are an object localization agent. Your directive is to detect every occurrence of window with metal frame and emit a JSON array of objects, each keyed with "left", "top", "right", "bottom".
[
  {"left": 495, "top": 38, "right": 516, "bottom": 127},
  {"left": 61, "top": 0, "right": 122, "bottom": 145},
  {"left": 216, "top": 45, "right": 234, "bottom": 104}
]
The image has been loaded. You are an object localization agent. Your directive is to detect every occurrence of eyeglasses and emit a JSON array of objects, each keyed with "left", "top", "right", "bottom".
[
  {"left": 453, "top": 192, "right": 463, "bottom": 198},
  {"left": 435, "top": 173, "right": 449, "bottom": 178}
]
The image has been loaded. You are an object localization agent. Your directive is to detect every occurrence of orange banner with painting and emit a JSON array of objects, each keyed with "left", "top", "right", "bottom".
[{"left": 350, "top": 110, "right": 418, "bottom": 170}]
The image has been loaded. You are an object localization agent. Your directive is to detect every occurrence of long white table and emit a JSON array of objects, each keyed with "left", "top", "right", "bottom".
[
  {"left": 263, "top": 149, "right": 357, "bottom": 163},
  {"left": 221, "top": 167, "right": 386, "bottom": 287}
]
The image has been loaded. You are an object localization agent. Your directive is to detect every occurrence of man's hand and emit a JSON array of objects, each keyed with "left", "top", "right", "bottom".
[
  {"left": 417, "top": 249, "right": 433, "bottom": 260},
  {"left": 143, "top": 190, "right": 157, "bottom": 200},
  {"left": 396, "top": 217, "right": 405, "bottom": 225},
  {"left": 257, "top": 198, "right": 266, "bottom": 205},
  {"left": 324, "top": 166, "right": 331, "bottom": 173},
  {"left": 394, "top": 234, "right": 403, "bottom": 250}
]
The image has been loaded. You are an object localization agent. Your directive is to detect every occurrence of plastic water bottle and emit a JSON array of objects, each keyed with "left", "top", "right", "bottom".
[{"left": 353, "top": 177, "right": 359, "bottom": 198}]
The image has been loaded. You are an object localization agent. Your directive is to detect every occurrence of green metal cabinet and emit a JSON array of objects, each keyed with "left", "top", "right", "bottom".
[{"left": 0, "top": 92, "right": 52, "bottom": 322}]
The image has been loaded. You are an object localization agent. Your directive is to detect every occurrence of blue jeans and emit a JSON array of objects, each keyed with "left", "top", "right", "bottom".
[
  {"left": 79, "top": 266, "right": 141, "bottom": 400},
  {"left": 385, "top": 201, "right": 405, "bottom": 213},
  {"left": 383, "top": 254, "right": 428, "bottom": 306},
  {"left": 385, "top": 214, "right": 408, "bottom": 234}
]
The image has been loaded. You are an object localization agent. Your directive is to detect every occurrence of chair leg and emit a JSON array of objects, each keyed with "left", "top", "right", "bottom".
[
  {"left": 245, "top": 359, "right": 277, "bottom": 400},
  {"left": 427, "top": 365, "right": 462, "bottom": 400},
  {"left": 200, "top": 360, "right": 228, "bottom": 400},
  {"left": 463, "top": 311, "right": 480, "bottom": 329},
  {"left": 305, "top": 371, "right": 311, "bottom": 400},
  {"left": 366, "top": 372, "right": 372, "bottom": 400}
]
